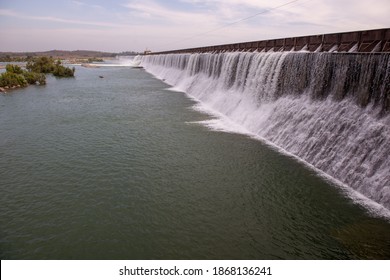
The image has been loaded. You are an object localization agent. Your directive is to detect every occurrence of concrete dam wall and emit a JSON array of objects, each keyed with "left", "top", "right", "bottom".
[
  {"left": 152, "top": 28, "right": 390, "bottom": 54},
  {"left": 141, "top": 49, "right": 390, "bottom": 216}
]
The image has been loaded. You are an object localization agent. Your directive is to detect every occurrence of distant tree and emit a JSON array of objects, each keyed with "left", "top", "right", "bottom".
[
  {"left": 1, "top": 57, "right": 74, "bottom": 91},
  {"left": 26, "top": 56, "right": 56, "bottom": 73},
  {"left": 52, "top": 64, "right": 75, "bottom": 77},
  {"left": 26, "top": 56, "right": 75, "bottom": 77},
  {"left": 22, "top": 71, "right": 46, "bottom": 85},
  {"left": 6, "top": 64, "right": 23, "bottom": 74},
  {"left": 0, "top": 64, "right": 46, "bottom": 88},
  {"left": 0, "top": 72, "right": 28, "bottom": 88}
]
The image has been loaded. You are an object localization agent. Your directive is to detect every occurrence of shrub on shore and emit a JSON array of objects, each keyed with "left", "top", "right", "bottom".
[
  {"left": 0, "top": 63, "right": 46, "bottom": 89},
  {"left": 0, "top": 72, "right": 28, "bottom": 88},
  {"left": 0, "top": 56, "right": 75, "bottom": 91},
  {"left": 23, "top": 71, "right": 46, "bottom": 85},
  {"left": 26, "top": 57, "right": 75, "bottom": 77}
]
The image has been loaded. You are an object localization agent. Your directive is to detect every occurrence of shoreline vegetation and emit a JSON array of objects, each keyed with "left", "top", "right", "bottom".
[
  {"left": 0, "top": 57, "right": 75, "bottom": 93},
  {"left": 0, "top": 50, "right": 140, "bottom": 63},
  {"left": 0, "top": 50, "right": 141, "bottom": 93}
]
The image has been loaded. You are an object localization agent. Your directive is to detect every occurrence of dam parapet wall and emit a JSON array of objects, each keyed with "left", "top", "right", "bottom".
[{"left": 152, "top": 28, "right": 390, "bottom": 54}]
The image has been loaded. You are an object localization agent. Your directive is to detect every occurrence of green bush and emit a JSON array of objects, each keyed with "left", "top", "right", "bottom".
[
  {"left": 22, "top": 71, "right": 46, "bottom": 85},
  {"left": 0, "top": 64, "right": 46, "bottom": 88},
  {"left": 0, "top": 72, "right": 28, "bottom": 88},
  {"left": 26, "top": 57, "right": 75, "bottom": 77},
  {"left": 6, "top": 64, "right": 23, "bottom": 74},
  {"left": 26, "top": 57, "right": 55, "bottom": 73},
  {"left": 52, "top": 65, "right": 75, "bottom": 77},
  {"left": 1, "top": 57, "right": 73, "bottom": 90}
]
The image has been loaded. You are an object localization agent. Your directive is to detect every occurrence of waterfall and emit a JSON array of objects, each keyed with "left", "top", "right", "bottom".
[{"left": 141, "top": 52, "right": 390, "bottom": 213}]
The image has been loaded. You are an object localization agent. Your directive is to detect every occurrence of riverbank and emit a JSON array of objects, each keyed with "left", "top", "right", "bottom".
[
  {"left": 0, "top": 50, "right": 140, "bottom": 63},
  {"left": 0, "top": 58, "right": 76, "bottom": 93},
  {"left": 0, "top": 85, "right": 25, "bottom": 93}
]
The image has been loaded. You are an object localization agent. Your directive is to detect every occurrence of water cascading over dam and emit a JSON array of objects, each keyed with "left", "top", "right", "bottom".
[{"left": 141, "top": 51, "right": 390, "bottom": 212}]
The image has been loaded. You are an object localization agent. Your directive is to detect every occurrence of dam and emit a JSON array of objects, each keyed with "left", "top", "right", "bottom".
[
  {"left": 152, "top": 28, "right": 390, "bottom": 54},
  {"left": 141, "top": 28, "right": 390, "bottom": 214}
]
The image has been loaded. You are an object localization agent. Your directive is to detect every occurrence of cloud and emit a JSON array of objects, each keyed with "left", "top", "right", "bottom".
[
  {"left": 72, "top": 1, "right": 104, "bottom": 10},
  {"left": 0, "top": 9, "right": 19, "bottom": 17},
  {"left": 72, "top": 1, "right": 106, "bottom": 11},
  {"left": 148, "top": 0, "right": 390, "bottom": 50},
  {"left": 1, "top": 0, "right": 389, "bottom": 52},
  {"left": 0, "top": 8, "right": 127, "bottom": 28},
  {"left": 122, "top": 0, "right": 217, "bottom": 26}
]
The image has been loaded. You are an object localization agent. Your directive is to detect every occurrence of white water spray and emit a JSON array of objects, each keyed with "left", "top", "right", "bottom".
[
  {"left": 141, "top": 52, "right": 390, "bottom": 216},
  {"left": 86, "top": 55, "right": 143, "bottom": 67}
]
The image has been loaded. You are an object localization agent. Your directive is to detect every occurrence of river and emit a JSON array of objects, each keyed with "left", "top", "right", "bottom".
[{"left": 0, "top": 61, "right": 389, "bottom": 259}]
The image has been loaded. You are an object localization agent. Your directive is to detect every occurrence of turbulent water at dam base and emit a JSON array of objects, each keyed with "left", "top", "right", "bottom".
[{"left": 142, "top": 51, "right": 390, "bottom": 215}]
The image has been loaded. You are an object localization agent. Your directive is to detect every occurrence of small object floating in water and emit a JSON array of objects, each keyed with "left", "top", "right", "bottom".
[{"left": 99, "top": 76, "right": 104, "bottom": 78}]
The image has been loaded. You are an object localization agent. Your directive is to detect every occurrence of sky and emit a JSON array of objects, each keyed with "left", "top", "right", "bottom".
[{"left": 0, "top": 0, "right": 389, "bottom": 52}]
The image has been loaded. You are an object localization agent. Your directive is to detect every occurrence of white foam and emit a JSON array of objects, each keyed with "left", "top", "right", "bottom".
[
  {"left": 141, "top": 52, "right": 390, "bottom": 220},
  {"left": 91, "top": 55, "right": 143, "bottom": 68}
]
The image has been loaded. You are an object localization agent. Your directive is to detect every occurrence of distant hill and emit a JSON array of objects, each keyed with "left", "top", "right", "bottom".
[{"left": 0, "top": 50, "right": 140, "bottom": 59}]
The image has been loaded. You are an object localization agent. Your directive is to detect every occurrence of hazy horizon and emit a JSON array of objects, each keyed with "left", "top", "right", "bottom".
[
  {"left": 1, "top": 0, "right": 389, "bottom": 53},
  {"left": 0, "top": 49, "right": 139, "bottom": 54}
]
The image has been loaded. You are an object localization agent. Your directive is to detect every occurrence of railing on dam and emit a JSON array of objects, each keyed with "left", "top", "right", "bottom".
[{"left": 151, "top": 28, "right": 390, "bottom": 54}]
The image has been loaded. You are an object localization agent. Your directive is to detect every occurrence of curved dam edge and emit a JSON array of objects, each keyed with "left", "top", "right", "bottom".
[
  {"left": 140, "top": 51, "right": 390, "bottom": 220},
  {"left": 148, "top": 68, "right": 390, "bottom": 222}
]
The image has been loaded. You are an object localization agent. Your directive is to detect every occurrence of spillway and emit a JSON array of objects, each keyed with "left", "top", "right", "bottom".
[{"left": 141, "top": 51, "right": 390, "bottom": 212}]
